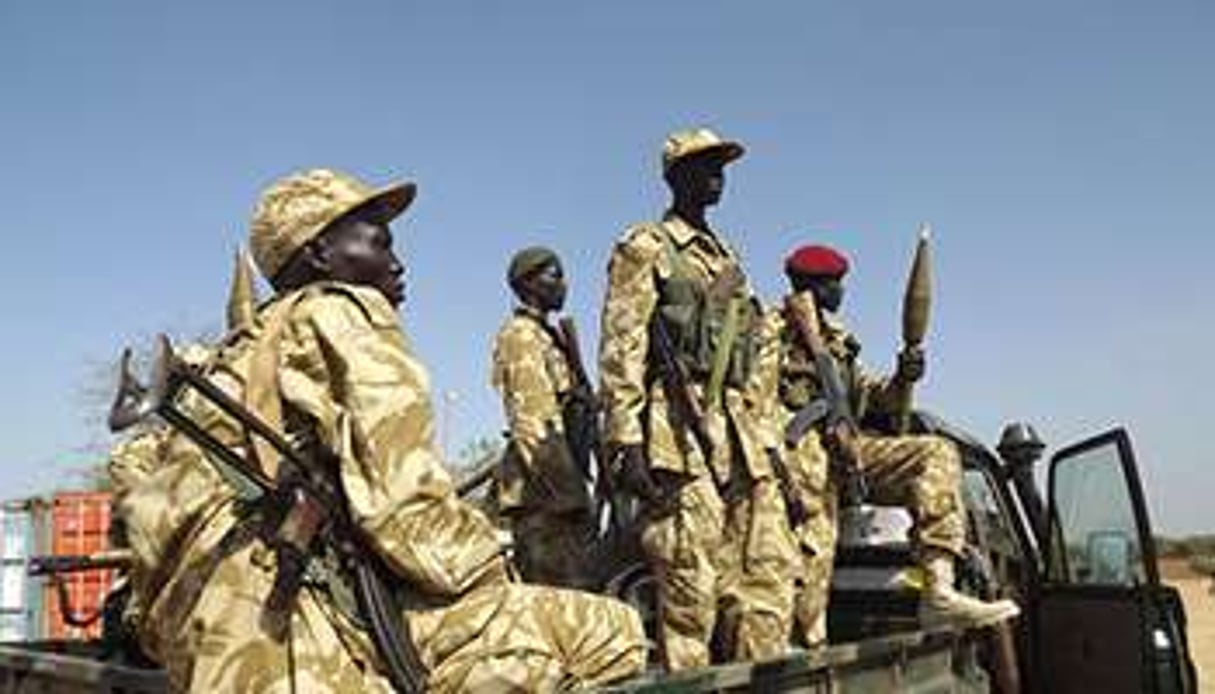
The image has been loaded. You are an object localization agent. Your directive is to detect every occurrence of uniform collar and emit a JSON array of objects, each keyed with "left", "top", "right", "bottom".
[
  {"left": 662, "top": 212, "right": 728, "bottom": 256},
  {"left": 514, "top": 303, "right": 550, "bottom": 326},
  {"left": 819, "top": 311, "right": 849, "bottom": 338}
]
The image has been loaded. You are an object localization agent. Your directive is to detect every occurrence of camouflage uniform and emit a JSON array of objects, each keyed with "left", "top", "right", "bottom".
[
  {"left": 491, "top": 305, "right": 596, "bottom": 587},
  {"left": 600, "top": 212, "right": 797, "bottom": 670},
  {"left": 751, "top": 292, "right": 965, "bottom": 646},
  {"left": 116, "top": 169, "right": 647, "bottom": 692}
]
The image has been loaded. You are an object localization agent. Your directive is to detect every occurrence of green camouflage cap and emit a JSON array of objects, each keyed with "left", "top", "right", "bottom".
[{"left": 508, "top": 246, "right": 560, "bottom": 285}]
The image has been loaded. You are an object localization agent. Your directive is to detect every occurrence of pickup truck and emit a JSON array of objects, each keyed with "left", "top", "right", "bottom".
[{"left": 1, "top": 418, "right": 1198, "bottom": 693}]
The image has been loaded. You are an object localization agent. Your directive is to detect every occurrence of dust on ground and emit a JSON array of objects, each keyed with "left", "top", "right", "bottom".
[{"left": 1162, "top": 558, "right": 1213, "bottom": 689}]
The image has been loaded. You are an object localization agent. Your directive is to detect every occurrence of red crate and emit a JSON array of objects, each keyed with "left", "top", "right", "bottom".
[{"left": 44, "top": 491, "right": 114, "bottom": 640}]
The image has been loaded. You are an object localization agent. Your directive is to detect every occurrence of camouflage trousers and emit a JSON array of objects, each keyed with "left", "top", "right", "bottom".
[
  {"left": 411, "top": 583, "right": 649, "bottom": 692},
  {"left": 640, "top": 474, "right": 797, "bottom": 671},
  {"left": 511, "top": 509, "right": 598, "bottom": 589},
  {"left": 856, "top": 433, "right": 965, "bottom": 556},
  {"left": 785, "top": 430, "right": 964, "bottom": 647},
  {"left": 144, "top": 535, "right": 646, "bottom": 693},
  {"left": 784, "top": 430, "right": 836, "bottom": 648}
]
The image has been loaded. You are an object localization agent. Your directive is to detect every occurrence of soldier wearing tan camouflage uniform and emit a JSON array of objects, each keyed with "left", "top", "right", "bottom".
[
  {"left": 491, "top": 247, "right": 597, "bottom": 588},
  {"left": 116, "top": 169, "right": 647, "bottom": 692},
  {"left": 599, "top": 128, "right": 798, "bottom": 671},
  {"left": 752, "top": 244, "right": 1019, "bottom": 647}
]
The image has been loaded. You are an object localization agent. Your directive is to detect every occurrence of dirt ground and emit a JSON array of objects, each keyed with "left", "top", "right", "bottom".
[{"left": 1161, "top": 558, "right": 1214, "bottom": 689}]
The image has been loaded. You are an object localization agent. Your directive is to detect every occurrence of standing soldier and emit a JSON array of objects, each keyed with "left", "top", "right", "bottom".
[
  {"left": 599, "top": 128, "right": 798, "bottom": 670},
  {"left": 753, "top": 243, "right": 1019, "bottom": 647},
  {"left": 491, "top": 246, "right": 597, "bottom": 588},
  {"left": 114, "top": 169, "right": 648, "bottom": 692}
]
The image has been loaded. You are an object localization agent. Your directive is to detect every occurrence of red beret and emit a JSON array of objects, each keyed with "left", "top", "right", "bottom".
[{"left": 785, "top": 244, "right": 850, "bottom": 279}]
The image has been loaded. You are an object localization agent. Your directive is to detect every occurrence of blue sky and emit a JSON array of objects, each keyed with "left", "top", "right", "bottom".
[{"left": 1, "top": 2, "right": 1211, "bottom": 532}]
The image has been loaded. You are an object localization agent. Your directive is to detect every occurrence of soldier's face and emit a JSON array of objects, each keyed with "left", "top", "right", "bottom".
[
  {"left": 812, "top": 277, "right": 845, "bottom": 313},
  {"left": 316, "top": 217, "right": 406, "bottom": 307},
  {"left": 669, "top": 154, "right": 727, "bottom": 207},
  {"left": 526, "top": 261, "right": 567, "bottom": 312}
]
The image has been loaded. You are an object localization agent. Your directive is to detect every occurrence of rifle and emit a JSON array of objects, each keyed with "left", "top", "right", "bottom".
[
  {"left": 555, "top": 316, "right": 599, "bottom": 481},
  {"left": 28, "top": 550, "right": 133, "bottom": 576},
  {"left": 782, "top": 292, "right": 867, "bottom": 506},
  {"left": 648, "top": 318, "right": 727, "bottom": 491},
  {"left": 109, "top": 336, "right": 427, "bottom": 692},
  {"left": 556, "top": 316, "right": 626, "bottom": 530}
]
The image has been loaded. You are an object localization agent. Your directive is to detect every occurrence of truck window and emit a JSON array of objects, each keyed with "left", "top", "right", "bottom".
[{"left": 1049, "top": 439, "right": 1146, "bottom": 587}]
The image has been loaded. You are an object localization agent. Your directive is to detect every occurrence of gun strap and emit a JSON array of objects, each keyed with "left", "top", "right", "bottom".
[{"left": 705, "top": 294, "right": 741, "bottom": 413}]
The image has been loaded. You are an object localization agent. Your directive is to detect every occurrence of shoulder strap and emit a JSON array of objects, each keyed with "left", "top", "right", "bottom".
[{"left": 656, "top": 220, "right": 692, "bottom": 283}]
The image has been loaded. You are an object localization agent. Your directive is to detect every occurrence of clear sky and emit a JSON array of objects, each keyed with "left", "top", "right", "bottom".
[{"left": 2, "top": 2, "right": 1211, "bottom": 533}]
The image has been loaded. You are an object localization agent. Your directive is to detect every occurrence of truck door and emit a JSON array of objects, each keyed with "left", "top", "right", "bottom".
[{"left": 1035, "top": 428, "right": 1196, "bottom": 694}]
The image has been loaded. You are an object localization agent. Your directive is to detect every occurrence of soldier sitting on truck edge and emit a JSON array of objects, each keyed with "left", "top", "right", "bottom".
[
  {"left": 751, "top": 243, "right": 1019, "bottom": 641},
  {"left": 490, "top": 246, "right": 598, "bottom": 588},
  {"left": 113, "top": 168, "right": 647, "bottom": 692}
]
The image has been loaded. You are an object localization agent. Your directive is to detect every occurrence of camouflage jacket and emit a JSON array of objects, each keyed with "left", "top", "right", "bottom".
[
  {"left": 751, "top": 292, "right": 903, "bottom": 435},
  {"left": 490, "top": 306, "right": 592, "bottom": 515},
  {"left": 117, "top": 282, "right": 518, "bottom": 691},
  {"left": 598, "top": 213, "right": 771, "bottom": 482}
]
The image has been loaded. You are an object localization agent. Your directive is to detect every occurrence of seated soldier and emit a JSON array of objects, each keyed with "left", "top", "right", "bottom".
[
  {"left": 490, "top": 247, "right": 597, "bottom": 588},
  {"left": 116, "top": 168, "right": 647, "bottom": 692},
  {"left": 752, "top": 243, "right": 1018, "bottom": 645}
]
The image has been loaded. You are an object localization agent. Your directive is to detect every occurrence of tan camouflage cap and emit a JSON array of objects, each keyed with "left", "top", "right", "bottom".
[
  {"left": 661, "top": 127, "right": 745, "bottom": 173},
  {"left": 249, "top": 168, "right": 416, "bottom": 280}
]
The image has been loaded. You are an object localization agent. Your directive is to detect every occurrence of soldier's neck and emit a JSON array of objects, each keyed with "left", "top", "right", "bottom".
[
  {"left": 668, "top": 202, "right": 712, "bottom": 236},
  {"left": 516, "top": 302, "right": 550, "bottom": 323}
]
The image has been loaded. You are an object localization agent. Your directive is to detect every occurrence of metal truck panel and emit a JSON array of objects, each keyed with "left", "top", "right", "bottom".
[{"left": 0, "top": 500, "right": 47, "bottom": 642}]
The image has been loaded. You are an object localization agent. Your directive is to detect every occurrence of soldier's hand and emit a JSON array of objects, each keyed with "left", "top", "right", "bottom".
[
  {"left": 825, "top": 421, "right": 862, "bottom": 471},
  {"left": 614, "top": 444, "right": 662, "bottom": 505},
  {"left": 895, "top": 346, "right": 926, "bottom": 384}
]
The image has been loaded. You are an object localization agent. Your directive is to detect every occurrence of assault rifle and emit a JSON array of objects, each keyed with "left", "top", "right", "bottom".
[
  {"left": 28, "top": 550, "right": 133, "bottom": 576},
  {"left": 782, "top": 293, "right": 868, "bottom": 506},
  {"left": 648, "top": 319, "right": 728, "bottom": 491},
  {"left": 556, "top": 316, "right": 626, "bottom": 530},
  {"left": 108, "top": 338, "right": 427, "bottom": 692}
]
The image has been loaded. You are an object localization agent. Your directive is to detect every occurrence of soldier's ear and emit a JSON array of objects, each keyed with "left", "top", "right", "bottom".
[{"left": 301, "top": 237, "right": 334, "bottom": 277}]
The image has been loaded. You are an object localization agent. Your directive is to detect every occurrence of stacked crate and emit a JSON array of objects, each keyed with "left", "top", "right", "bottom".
[{"left": 45, "top": 491, "right": 113, "bottom": 640}]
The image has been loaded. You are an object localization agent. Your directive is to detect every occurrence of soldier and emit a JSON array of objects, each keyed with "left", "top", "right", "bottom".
[
  {"left": 490, "top": 246, "right": 597, "bottom": 588},
  {"left": 753, "top": 243, "right": 1020, "bottom": 646},
  {"left": 116, "top": 168, "right": 647, "bottom": 692},
  {"left": 599, "top": 128, "right": 798, "bottom": 670}
]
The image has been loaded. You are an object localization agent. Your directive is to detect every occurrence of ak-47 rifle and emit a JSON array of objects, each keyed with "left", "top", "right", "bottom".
[
  {"left": 782, "top": 292, "right": 868, "bottom": 506},
  {"left": 109, "top": 337, "right": 427, "bottom": 692},
  {"left": 555, "top": 316, "right": 600, "bottom": 481},
  {"left": 28, "top": 550, "right": 134, "bottom": 632},
  {"left": 556, "top": 316, "right": 627, "bottom": 530},
  {"left": 648, "top": 318, "right": 726, "bottom": 491},
  {"left": 28, "top": 550, "right": 133, "bottom": 576}
]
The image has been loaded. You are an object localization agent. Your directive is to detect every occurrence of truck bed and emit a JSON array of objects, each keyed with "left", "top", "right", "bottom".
[
  {"left": 597, "top": 624, "right": 991, "bottom": 693},
  {"left": 0, "top": 623, "right": 991, "bottom": 693}
]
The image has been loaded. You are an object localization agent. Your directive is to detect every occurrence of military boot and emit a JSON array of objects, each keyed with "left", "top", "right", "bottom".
[{"left": 919, "top": 552, "right": 1020, "bottom": 627}]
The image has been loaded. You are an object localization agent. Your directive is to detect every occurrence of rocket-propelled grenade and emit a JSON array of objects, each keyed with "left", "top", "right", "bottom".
[
  {"left": 896, "top": 224, "right": 933, "bottom": 434},
  {"left": 902, "top": 224, "right": 933, "bottom": 347}
]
